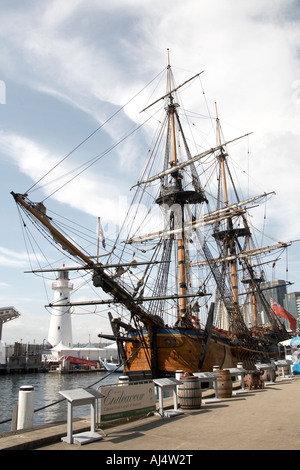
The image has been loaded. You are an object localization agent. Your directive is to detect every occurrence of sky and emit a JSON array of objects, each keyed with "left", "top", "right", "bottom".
[{"left": 0, "top": 0, "right": 300, "bottom": 345}]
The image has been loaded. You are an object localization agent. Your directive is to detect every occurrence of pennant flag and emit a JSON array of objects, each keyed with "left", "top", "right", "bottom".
[
  {"left": 97, "top": 217, "right": 106, "bottom": 249},
  {"left": 270, "top": 298, "right": 297, "bottom": 331}
]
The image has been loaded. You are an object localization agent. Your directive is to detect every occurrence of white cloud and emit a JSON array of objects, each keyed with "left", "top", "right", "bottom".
[
  {"left": 2, "top": 2, "right": 299, "bottom": 238},
  {"left": 0, "top": 246, "right": 44, "bottom": 268},
  {"left": 1, "top": 0, "right": 300, "bottom": 343},
  {"left": 1, "top": 1, "right": 298, "bottom": 232},
  {"left": 0, "top": 282, "right": 10, "bottom": 289},
  {"left": 1, "top": 131, "right": 59, "bottom": 182},
  {"left": 0, "top": 130, "right": 134, "bottom": 238}
]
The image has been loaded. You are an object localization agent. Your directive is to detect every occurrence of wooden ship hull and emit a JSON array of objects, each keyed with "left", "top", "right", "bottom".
[{"left": 123, "top": 327, "right": 276, "bottom": 381}]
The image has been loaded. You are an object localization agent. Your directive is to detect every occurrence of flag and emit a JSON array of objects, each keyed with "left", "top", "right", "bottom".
[
  {"left": 98, "top": 217, "right": 106, "bottom": 249},
  {"left": 270, "top": 298, "right": 297, "bottom": 331}
]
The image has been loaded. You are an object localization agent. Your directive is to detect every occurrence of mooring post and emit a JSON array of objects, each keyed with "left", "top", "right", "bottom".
[{"left": 17, "top": 385, "right": 35, "bottom": 430}]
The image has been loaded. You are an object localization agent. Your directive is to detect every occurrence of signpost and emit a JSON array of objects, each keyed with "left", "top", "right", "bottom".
[
  {"left": 59, "top": 388, "right": 105, "bottom": 445},
  {"left": 99, "top": 381, "right": 156, "bottom": 422}
]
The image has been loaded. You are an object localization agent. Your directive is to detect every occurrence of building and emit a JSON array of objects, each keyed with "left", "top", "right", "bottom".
[
  {"left": 260, "top": 280, "right": 298, "bottom": 331},
  {"left": 284, "top": 292, "right": 300, "bottom": 330},
  {"left": 261, "top": 279, "right": 287, "bottom": 305}
]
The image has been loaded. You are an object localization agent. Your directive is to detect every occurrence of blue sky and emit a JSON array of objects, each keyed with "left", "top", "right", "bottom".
[{"left": 0, "top": 0, "right": 300, "bottom": 344}]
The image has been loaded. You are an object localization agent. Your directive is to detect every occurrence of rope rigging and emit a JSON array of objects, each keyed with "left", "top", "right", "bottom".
[{"left": 10, "top": 57, "right": 294, "bottom": 388}]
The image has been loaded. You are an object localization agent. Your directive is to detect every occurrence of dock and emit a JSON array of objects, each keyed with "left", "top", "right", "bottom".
[
  {"left": 0, "top": 377, "right": 299, "bottom": 451},
  {"left": 0, "top": 355, "right": 46, "bottom": 374}
]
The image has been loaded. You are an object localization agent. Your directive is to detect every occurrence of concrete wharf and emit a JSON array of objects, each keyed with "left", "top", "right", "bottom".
[{"left": 0, "top": 376, "right": 299, "bottom": 451}]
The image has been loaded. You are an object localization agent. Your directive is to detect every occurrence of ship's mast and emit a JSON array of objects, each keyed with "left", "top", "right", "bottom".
[
  {"left": 216, "top": 103, "right": 229, "bottom": 206},
  {"left": 215, "top": 103, "right": 242, "bottom": 330},
  {"left": 214, "top": 107, "right": 275, "bottom": 336},
  {"left": 245, "top": 214, "right": 259, "bottom": 329},
  {"left": 167, "top": 51, "right": 188, "bottom": 323}
]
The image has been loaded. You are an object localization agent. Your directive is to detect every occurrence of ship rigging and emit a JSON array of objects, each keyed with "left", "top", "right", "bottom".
[{"left": 11, "top": 54, "right": 294, "bottom": 379}]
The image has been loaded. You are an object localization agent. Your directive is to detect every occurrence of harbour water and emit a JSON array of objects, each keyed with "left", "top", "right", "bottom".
[{"left": 0, "top": 371, "right": 121, "bottom": 434}]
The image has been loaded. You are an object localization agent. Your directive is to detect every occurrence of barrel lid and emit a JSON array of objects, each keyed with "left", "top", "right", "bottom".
[{"left": 20, "top": 386, "right": 34, "bottom": 391}]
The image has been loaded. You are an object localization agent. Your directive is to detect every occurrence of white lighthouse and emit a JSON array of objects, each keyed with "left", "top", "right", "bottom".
[{"left": 48, "top": 268, "right": 73, "bottom": 348}]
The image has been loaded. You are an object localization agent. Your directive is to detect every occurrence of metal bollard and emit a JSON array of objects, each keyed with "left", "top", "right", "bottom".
[
  {"left": 17, "top": 385, "right": 35, "bottom": 430},
  {"left": 118, "top": 376, "right": 129, "bottom": 386},
  {"left": 175, "top": 370, "right": 184, "bottom": 395},
  {"left": 175, "top": 370, "right": 184, "bottom": 381}
]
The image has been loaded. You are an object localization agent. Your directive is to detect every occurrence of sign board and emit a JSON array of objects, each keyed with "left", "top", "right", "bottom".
[
  {"left": 59, "top": 388, "right": 104, "bottom": 405},
  {"left": 100, "top": 382, "right": 155, "bottom": 422}
]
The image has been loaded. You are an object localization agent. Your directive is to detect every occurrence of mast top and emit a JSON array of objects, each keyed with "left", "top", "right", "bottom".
[{"left": 167, "top": 48, "right": 171, "bottom": 68}]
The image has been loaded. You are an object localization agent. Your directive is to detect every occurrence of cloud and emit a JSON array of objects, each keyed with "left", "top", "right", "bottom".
[
  {"left": 1, "top": 0, "right": 300, "bottom": 344},
  {"left": 2, "top": 1, "right": 299, "bottom": 143},
  {"left": 0, "top": 246, "right": 44, "bottom": 268},
  {"left": 1, "top": 0, "right": 299, "bottom": 242},
  {"left": 0, "top": 0, "right": 154, "bottom": 114},
  {"left": 0, "top": 129, "right": 136, "bottom": 241},
  {"left": 1, "top": 131, "right": 60, "bottom": 182},
  {"left": 0, "top": 282, "right": 10, "bottom": 289}
]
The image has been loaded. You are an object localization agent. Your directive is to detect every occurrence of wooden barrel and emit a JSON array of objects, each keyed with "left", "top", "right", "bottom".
[
  {"left": 178, "top": 376, "right": 202, "bottom": 409},
  {"left": 216, "top": 369, "right": 232, "bottom": 398}
]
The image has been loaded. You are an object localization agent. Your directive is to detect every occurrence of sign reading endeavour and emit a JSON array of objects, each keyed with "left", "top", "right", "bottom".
[{"left": 99, "top": 382, "right": 155, "bottom": 422}]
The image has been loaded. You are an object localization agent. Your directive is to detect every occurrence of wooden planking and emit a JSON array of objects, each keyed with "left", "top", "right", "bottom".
[{"left": 123, "top": 329, "right": 268, "bottom": 376}]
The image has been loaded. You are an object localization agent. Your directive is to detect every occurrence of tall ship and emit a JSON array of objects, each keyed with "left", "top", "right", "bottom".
[{"left": 11, "top": 55, "right": 293, "bottom": 380}]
